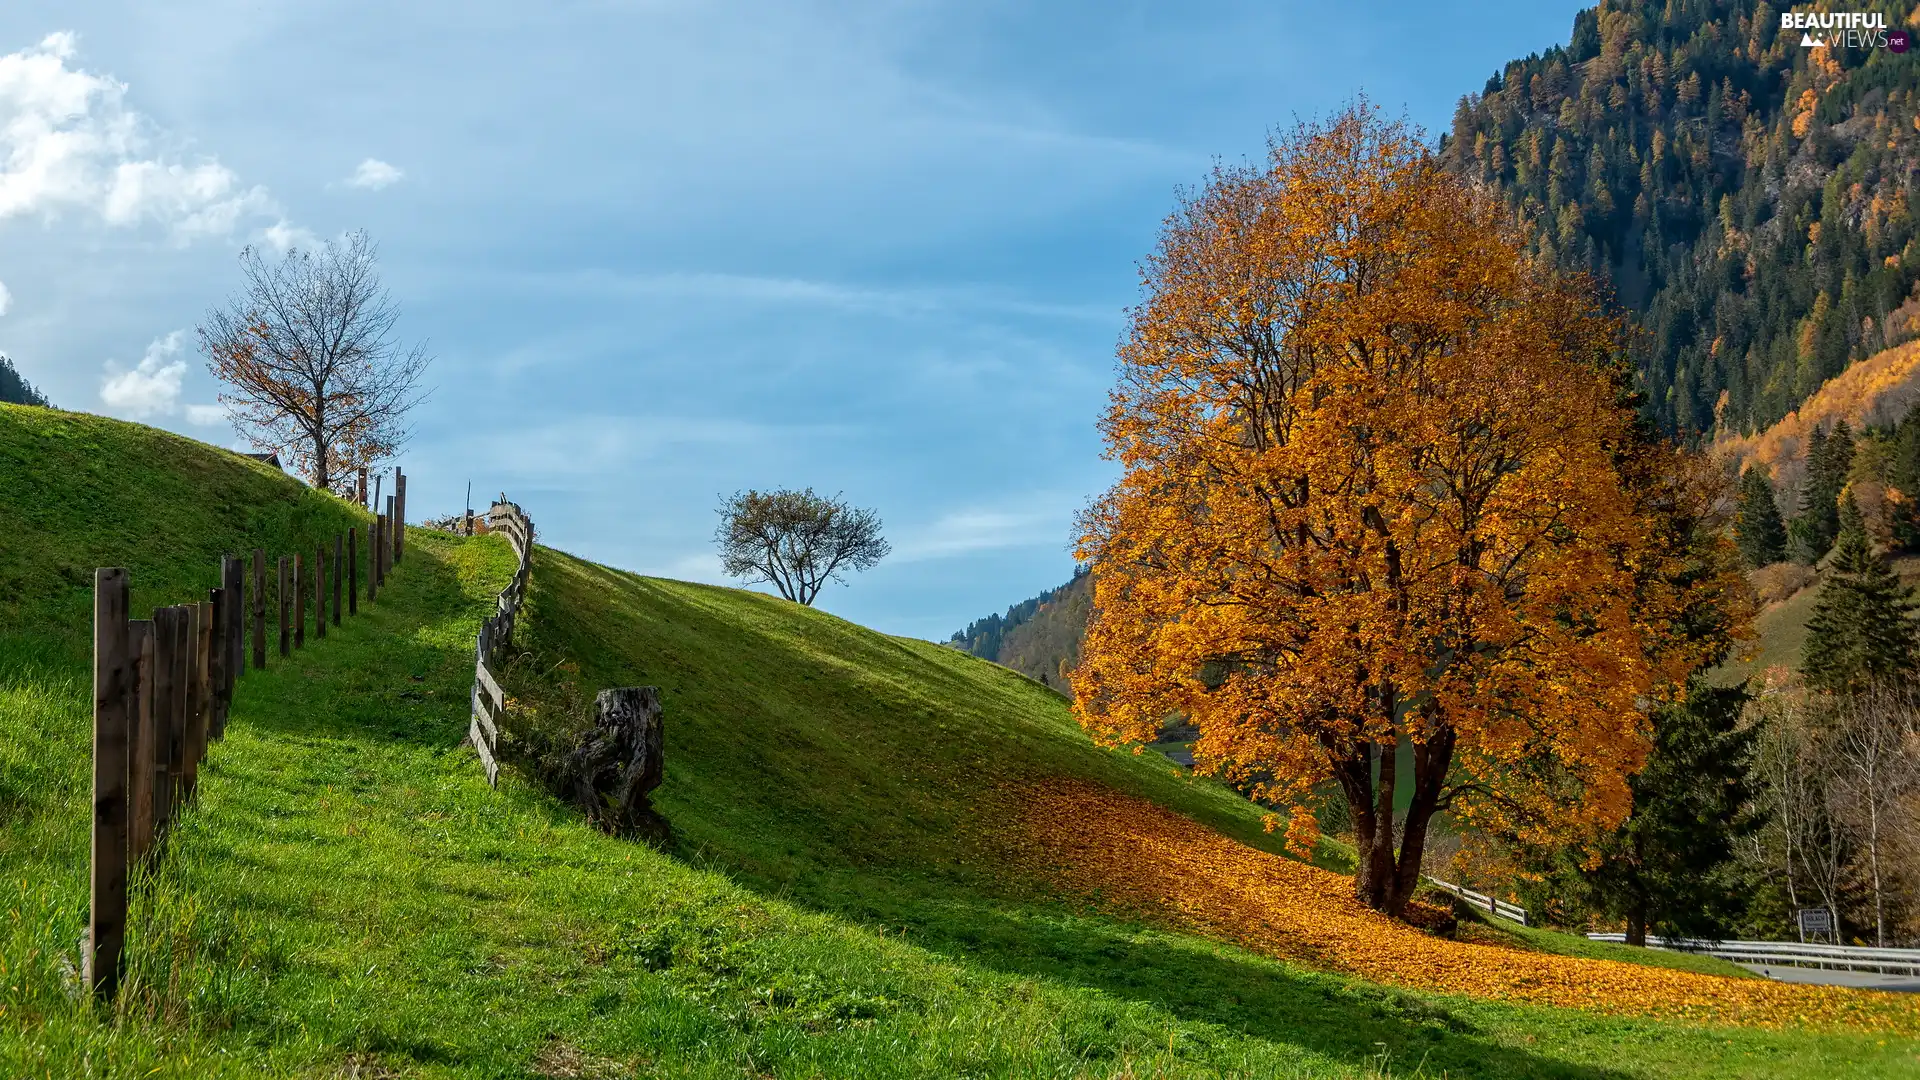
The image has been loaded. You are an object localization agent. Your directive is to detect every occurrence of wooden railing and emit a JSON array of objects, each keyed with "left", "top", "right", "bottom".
[
  {"left": 85, "top": 467, "right": 410, "bottom": 1001},
  {"left": 468, "top": 499, "right": 533, "bottom": 787},
  {"left": 1426, "top": 876, "right": 1529, "bottom": 925}
]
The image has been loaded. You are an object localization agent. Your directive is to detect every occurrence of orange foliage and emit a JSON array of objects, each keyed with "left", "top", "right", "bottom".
[
  {"left": 1716, "top": 339, "right": 1920, "bottom": 486},
  {"left": 1016, "top": 780, "right": 1920, "bottom": 1033},
  {"left": 1071, "top": 104, "right": 1733, "bottom": 916}
]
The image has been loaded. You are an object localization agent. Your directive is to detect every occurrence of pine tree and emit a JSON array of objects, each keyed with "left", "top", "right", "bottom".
[
  {"left": 1734, "top": 465, "right": 1787, "bottom": 567},
  {"left": 1888, "top": 410, "right": 1920, "bottom": 551},
  {"left": 1802, "top": 494, "right": 1920, "bottom": 693},
  {"left": 1791, "top": 424, "right": 1856, "bottom": 564},
  {"left": 1566, "top": 680, "right": 1763, "bottom": 947},
  {"left": 0, "top": 354, "right": 47, "bottom": 407}
]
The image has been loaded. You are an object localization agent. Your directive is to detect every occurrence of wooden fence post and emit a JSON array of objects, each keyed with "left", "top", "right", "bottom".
[
  {"left": 278, "top": 557, "right": 291, "bottom": 657},
  {"left": 169, "top": 608, "right": 189, "bottom": 822},
  {"left": 88, "top": 568, "right": 130, "bottom": 1001},
  {"left": 128, "top": 621, "right": 155, "bottom": 867},
  {"left": 181, "top": 603, "right": 203, "bottom": 803},
  {"left": 332, "top": 533, "right": 343, "bottom": 627},
  {"left": 369, "top": 518, "right": 382, "bottom": 602},
  {"left": 348, "top": 528, "right": 359, "bottom": 615},
  {"left": 386, "top": 494, "right": 397, "bottom": 575},
  {"left": 395, "top": 469, "right": 405, "bottom": 564},
  {"left": 206, "top": 587, "right": 225, "bottom": 744},
  {"left": 293, "top": 553, "right": 305, "bottom": 650},
  {"left": 152, "top": 608, "right": 179, "bottom": 842},
  {"left": 315, "top": 545, "right": 327, "bottom": 640},
  {"left": 196, "top": 599, "right": 212, "bottom": 773},
  {"left": 222, "top": 556, "right": 242, "bottom": 735},
  {"left": 252, "top": 549, "right": 267, "bottom": 671}
]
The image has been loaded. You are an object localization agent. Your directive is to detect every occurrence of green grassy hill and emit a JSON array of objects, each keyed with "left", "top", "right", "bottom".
[
  {"left": 2, "top": 405, "right": 1914, "bottom": 1078},
  {"left": 1715, "top": 556, "right": 1920, "bottom": 686}
]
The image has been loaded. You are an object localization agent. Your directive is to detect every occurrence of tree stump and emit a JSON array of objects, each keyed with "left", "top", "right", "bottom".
[{"left": 561, "top": 687, "right": 667, "bottom": 844}]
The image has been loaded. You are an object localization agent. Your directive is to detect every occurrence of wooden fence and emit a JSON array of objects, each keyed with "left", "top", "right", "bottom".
[
  {"left": 468, "top": 499, "right": 534, "bottom": 787},
  {"left": 85, "top": 467, "right": 410, "bottom": 1001},
  {"left": 1426, "top": 876, "right": 1529, "bottom": 925}
]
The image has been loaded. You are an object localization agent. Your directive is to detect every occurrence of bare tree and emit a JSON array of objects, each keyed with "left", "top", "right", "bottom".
[
  {"left": 715, "top": 488, "right": 889, "bottom": 605},
  {"left": 1752, "top": 691, "right": 1846, "bottom": 941},
  {"left": 199, "top": 231, "right": 431, "bottom": 492},
  {"left": 1832, "top": 686, "right": 1920, "bottom": 946}
]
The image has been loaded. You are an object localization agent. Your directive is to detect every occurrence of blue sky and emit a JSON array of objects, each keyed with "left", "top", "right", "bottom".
[{"left": 0, "top": 1, "right": 1589, "bottom": 639}]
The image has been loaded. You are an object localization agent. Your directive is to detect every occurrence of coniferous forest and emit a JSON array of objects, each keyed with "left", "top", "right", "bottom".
[{"left": 1439, "top": 0, "right": 1920, "bottom": 437}]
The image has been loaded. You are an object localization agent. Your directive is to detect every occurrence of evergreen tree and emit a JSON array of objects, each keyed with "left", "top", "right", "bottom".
[
  {"left": 1563, "top": 680, "right": 1763, "bottom": 947},
  {"left": 1888, "top": 409, "right": 1920, "bottom": 551},
  {"left": 1734, "top": 465, "right": 1787, "bottom": 567},
  {"left": 1791, "top": 424, "right": 1856, "bottom": 564},
  {"left": 1802, "top": 494, "right": 1920, "bottom": 693},
  {"left": 0, "top": 354, "right": 47, "bottom": 407}
]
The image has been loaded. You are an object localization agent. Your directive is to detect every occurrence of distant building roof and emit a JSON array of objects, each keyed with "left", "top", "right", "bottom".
[{"left": 243, "top": 452, "right": 283, "bottom": 471}]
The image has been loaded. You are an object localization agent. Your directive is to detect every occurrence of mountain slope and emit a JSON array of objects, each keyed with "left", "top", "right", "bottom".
[
  {"left": 3, "top": 407, "right": 1915, "bottom": 1077},
  {"left": 1441, "top": 0, "right": 1920, "bottom": 437},
  {"left": 948, "top": 570, "right": 1093, "bottom": 692}
]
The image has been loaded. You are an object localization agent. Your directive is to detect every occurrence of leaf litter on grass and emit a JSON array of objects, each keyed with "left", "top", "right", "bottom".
[{"left": 1009, "top": 777, "right": 1920, "bottom": 1034}]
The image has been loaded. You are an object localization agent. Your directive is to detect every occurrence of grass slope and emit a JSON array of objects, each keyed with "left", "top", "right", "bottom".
[
  {"left": 1714, "top": 556, "right": 1920, "bottom": 685},
  {"left": 0, "top": 407, "right": 1913, "bottom": 1077}
]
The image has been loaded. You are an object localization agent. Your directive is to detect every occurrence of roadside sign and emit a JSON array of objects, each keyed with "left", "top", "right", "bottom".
[{"left": 1797, "top": 908, "right": 1833, "bottom": 934}]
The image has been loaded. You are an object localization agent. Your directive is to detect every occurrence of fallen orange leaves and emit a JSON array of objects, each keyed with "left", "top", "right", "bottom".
[{"left": 1011, "top": 779, "right": 1920, "bottom": 1034}]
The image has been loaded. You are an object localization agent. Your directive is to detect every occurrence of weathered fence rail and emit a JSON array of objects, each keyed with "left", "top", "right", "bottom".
[
  {"left": 85, "top": 466, "right": 409, "bottom": 1001},
  {"left": 1584, "top": 933, "right": 1920, "bottom": 974},
  {"left": 1426, "top": 877, "right": 1529, "bottom": 925},
  {"left": 468, "top": 498, "right": 533, "bottom": 787}
]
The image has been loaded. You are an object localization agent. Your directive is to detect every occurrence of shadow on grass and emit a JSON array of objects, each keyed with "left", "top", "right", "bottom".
[{"left": 799, "top": 882, "right": 1630, "bottom": 1080}]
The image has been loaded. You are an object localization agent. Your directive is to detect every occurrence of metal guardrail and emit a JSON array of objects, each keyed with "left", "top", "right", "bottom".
[
  {"left": 1585, "top": 933, "right": 1920, "bottom": 975},
  {"left": 1427, "top": 877, "right": 1528, "bottom": 925}
]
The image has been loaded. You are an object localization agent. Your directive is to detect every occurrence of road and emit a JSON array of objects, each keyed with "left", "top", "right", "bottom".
[{"left": 1739, "top": 963, "right": 1920, "bottom": 992}]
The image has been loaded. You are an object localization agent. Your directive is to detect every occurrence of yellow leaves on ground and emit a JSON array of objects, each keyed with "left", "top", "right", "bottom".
[{"left": 1012, "top": 779, "right": 1920, "bottom": 1034}]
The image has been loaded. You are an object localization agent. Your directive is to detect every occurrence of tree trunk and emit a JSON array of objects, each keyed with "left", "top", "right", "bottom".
[
  {"left": 1626, "top": 898, "right": 1648, "bottom": 947},
  {"left": 558, "top": 687, "right": 669, "bottom": 844},
  {"left": 312, "top": 389, "right": 329, "bottom": 492},
  {"left": 1339, "top": 719, "right": 1459, "bottom": 920}
]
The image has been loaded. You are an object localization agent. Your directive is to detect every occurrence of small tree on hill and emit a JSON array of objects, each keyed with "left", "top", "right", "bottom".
[
  {"left": 1802, "top": 494, "right": 1920, "bottom": 694},
  {"left": 1734, "top": 465, "right": 1788, "bottom": 567},
  {"left": 199, "top": 231, "right": 432, "bottom": 493},
  {"left": 715, "top": 488, "right": 890, "bottom": 606}
]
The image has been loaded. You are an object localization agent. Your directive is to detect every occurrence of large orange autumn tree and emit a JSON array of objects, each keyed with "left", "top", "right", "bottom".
[{"left": 1072, "top": 105, "right": 1733, "bottom": 917}]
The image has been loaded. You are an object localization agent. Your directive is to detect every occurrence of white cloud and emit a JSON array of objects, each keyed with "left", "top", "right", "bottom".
[
  {"left": 0, "top": 279, "right": 10, "bottom": 316},
  {"left": 260, "top": 219, "right": 319, "bottom": 251},
  {"left": 184, "top": 402, "right": 227, "bottom": 426},
  {"left": 0, "top": 32, "right": 282, "bottom": 238},
  {"left": 99, "top": 330, "right": 188, "bottom": 418},
  {"left": 345, "top": 158, "right": 403, "bottom": 190},
  {"left": 891, "top": 495, "right": 1073, "bottom": 563}
]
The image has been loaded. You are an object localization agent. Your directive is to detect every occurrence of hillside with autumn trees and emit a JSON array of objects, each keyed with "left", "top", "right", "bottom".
[
  {"left": 939, "top": 1, "right": 1920, "bottom": 957},
  {"left": 1438, "top": 0, "right": 1920, "bottom": 437}
]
